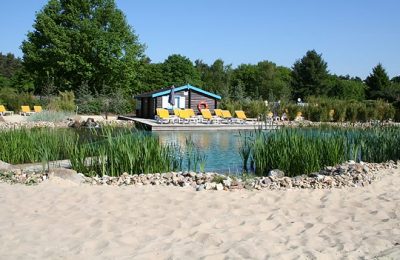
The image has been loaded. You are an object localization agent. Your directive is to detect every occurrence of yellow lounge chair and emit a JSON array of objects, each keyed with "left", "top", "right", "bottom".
[
  {"left": 34, "top": 105, "right": 43, "bottom": 113},
  {"left": 155, "top": 108, "right": 174, "bottom": 124},
  {"left": 184, "top": 109, "right": 199, "bottom": 123},
  {"left": 200, "top": 109, "right": 219, "bottom": 124},
  {"left": 214, "top": 109, "right": 224, "bottom": 117},
  {"left": 235, "top": 110, "right": 257, "bottom": 123},
  {"left": 0, "top": 105, "right": 14, "bottom": 116},
  {"left": 295, "top": 112, "right": 304, "bottom": 121},
  {"left": 20, "top": 106, "right": 35, "bottom": 116}
]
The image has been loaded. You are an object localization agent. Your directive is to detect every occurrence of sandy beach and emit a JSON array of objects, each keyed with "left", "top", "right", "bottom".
[{"left": 0, "top": 168, "right": 399, "bottom": 259}]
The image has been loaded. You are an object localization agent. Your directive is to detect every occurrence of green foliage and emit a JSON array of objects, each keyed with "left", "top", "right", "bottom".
[
  {"left": 219, "top": 98, "right": 268, "bottom": 118},
  {"left": 231, "top": 61, "right": 291, "bottom": 100},
  {"left": 302, "top": 97, "right": 396, "bottom": 122},
  {"left": 211, "top": 175, "right": 226, "bottom": 184},
  {"left": 0, "top": 87, "right": 37, "bottom": 111},
  {"left": 291, "top": 50, "right": 329, "bottom": 99},
  {"left": 252, "top": 127, "right": 400, "bottom": 177},
  {"left": 365, "top": 63, "right": 390, "bottom": 99},
  {"left": 0, "top": 128, "right": 76, "bottom": 164},
  {"left": 162, "top": 54, "right": 201, "bottom": 87},
  {"left": 47, "top": 91, "right": 76, "bottom": 112},
  {"left": 69, "top": 128, "right": 180, "bottom": 176},
  {"left": 21, "top": 0, "right": 145, "bottom": 95}
]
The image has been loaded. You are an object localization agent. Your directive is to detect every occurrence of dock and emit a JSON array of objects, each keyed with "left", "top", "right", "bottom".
[{"left": 118, "top": 116, "right": 279, "bottom": 131}]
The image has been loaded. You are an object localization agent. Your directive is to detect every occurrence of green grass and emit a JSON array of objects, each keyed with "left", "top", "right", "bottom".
[
  {"left": 252, "top": 126, "right": 400, "bottom": 177},
  {"left": 68, "top": 127, "right": 180, "bottom": 176},
  {"left": 0, "top": 127, "right": 76, "bottom": 164}
]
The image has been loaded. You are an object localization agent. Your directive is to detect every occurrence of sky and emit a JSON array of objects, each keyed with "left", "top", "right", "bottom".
[{"left": 0, "top": 0, "right": 399, "bottom": 79}]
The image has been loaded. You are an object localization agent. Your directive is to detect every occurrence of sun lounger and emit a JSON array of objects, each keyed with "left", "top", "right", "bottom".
[
  {"left": 295, "top": 112, "right": 304, "bottom": 121},
  {"left": 155, "top": 108, "right": 176, "bottom": 124},
  {"left": 20, "top": 106, "right": 35, "bottom": 116},
  {"left": 235, "top": 110, "right": 257, "bottom": 123},
  {"left": 220, "top": 110, "right": 243, "bottom": 124},
  {"left": 200, "top": 109, "right": 220, "bottom": 124},
  {"left": 185, "top": 109, "right": 200, "bottom": 123},
  {"left": 0, "top": 105, "right": 14, "bottom": 116},
  {"left": 34, "top": 105, "right": 43, "bottom": 113}
]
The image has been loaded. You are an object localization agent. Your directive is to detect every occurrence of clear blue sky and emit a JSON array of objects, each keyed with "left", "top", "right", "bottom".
[{"left": 0, "top": 0, "right": 399, "bottom": 79}]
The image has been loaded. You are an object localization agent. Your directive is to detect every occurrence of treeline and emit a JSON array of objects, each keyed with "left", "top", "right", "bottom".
[{"left": 0, "top": 0, "right": 399, "bottom": 119}]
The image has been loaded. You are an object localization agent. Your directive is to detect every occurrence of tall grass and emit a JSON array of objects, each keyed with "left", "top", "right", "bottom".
[
  {"left": 252, "top": 127, "right": 400, "bottom": 177},
  {"left": 68, "top": 127, "right": 181, "bottom": 176},
  {"left": 0, "top": 127, "right": 182, "bottom": 176},
  {"left": 0, "top": 128, "right": 76, "bottom": 164}
]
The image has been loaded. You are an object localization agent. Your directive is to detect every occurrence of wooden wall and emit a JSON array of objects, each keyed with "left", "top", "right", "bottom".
[{"left": 137, "top": 89, "right": 219, "bottom": 118}]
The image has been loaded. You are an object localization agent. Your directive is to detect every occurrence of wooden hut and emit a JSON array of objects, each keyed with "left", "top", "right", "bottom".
[{"left": 134, "top": 84, "right": 221, "bottom": 119}]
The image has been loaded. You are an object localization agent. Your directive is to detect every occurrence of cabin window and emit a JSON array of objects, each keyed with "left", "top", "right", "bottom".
[{"left": 162, "top": 96, "right": 185, "bottom": 109}]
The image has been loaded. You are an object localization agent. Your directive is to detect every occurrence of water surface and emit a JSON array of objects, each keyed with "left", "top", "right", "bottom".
[{"left": 155, "top": 131, "right": 247, "bottom": 173}]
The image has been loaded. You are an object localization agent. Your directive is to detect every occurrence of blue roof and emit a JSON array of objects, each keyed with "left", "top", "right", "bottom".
[{"left": 136, "top": 84, "right": 221, "bottom": 100}]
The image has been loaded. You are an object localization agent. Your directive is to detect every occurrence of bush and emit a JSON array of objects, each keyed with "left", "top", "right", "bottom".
[
  {"left": 47, "top": 91, "right": 76, "bottom": 112},
  {"left": 0, "top": 87, "right": 37, "bottom": 112},
  {"left": 28, "top": 111, "right": 75, "bottom": 122}
]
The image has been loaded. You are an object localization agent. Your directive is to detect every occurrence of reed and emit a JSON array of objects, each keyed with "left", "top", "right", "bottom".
[
  {"left": 252, "top": 126, "right": 400, "bottom": 177},
  {"left": 0, "top": 127, "right": 76, "bottom": 164},
  {"left": 68, "top": 127, "right": 181, "bottom": 176}
]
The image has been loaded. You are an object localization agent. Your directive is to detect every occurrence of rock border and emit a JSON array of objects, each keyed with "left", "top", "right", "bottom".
[{"left": 1, "top": 161, "right": 398, "bottom": 191}]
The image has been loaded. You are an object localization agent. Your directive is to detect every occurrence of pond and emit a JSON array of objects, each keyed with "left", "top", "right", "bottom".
[{"left": 155, "top": 131, "right": 249, "bottom": 173}]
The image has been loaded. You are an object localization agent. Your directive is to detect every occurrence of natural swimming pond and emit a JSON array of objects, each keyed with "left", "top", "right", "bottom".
[{"left": 155, "top": 131, "right": 248, "bottom": 173}]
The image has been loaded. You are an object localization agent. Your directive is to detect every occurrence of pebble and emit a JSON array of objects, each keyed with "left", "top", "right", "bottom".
[{"left": 0, "top": 161, "right": 398, "bottom": 191}]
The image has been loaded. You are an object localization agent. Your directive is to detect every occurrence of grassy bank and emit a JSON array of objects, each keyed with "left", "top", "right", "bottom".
[{"left": 252, "top": 126, "right": 400, "bottom": 177}]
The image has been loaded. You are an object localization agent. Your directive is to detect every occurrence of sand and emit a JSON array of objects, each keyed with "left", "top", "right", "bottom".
[{"left": 1, "top": 168, "right": 399, "bottom": 259}]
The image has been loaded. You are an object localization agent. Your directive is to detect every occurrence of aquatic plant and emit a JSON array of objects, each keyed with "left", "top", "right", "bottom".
[
  {"left": 0, "top": 127, "right": 76, "bottom": 164},
  {"left": 252, "top": 126, "right": 400, "bottom": 177}
]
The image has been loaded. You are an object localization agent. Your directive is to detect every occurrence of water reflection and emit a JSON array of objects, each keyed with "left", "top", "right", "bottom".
[{"left": 155, "top": 131, "right": 245, "bottom": 173}]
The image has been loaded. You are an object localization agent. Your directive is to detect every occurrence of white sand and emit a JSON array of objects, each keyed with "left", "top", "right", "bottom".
[{"left": 1, "top": 169, "right": 399, "bottom": 259}]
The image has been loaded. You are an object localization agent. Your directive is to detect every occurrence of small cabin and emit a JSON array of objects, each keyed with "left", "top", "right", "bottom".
[{"left": 134, "top": 84, "right": 221, "bottom": 119}]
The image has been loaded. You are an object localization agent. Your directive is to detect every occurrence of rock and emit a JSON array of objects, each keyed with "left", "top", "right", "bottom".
[
  {"left": 268, "top": 169, "right": 285, "bottom": 178},
  {"left": 196, "top": 184, "right": 205, "bottom": 191},
  {"left": 205, "top": 182, "right": 216, "bottom": 190},
  {"left": 0, "top": 160, "right": 18, "bottom": 171},
  {"left": 216, "top": 183, "right": 224, "bottom": 191},
  {"left": 163, "top": 172, "right": 173, "bottom": 179},
  {"left": 222, "top": 179, "right": 231, "bottom": 187},
  {"left": 244, "top": 183, "right": 253, "bottom": 190},
  {"left": 49, "top": 168, "right": 84, "bottom": 184}
]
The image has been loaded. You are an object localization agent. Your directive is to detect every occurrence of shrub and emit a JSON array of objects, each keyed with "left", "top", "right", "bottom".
[
  {"left": 28, "top": 111, "right": 75, "bottom": 122},
  {"left": 0, "top": 87, "right": 36, "bottom": 111},
  {"left": 47, "top": 91, "right": 76, "bottom": 112}
]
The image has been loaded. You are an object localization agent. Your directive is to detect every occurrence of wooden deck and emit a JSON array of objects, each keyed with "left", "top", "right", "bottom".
[{"left": 118, "top": 116, "right": 279, "bottom": 131}]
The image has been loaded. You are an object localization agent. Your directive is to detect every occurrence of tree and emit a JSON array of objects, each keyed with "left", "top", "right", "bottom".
[
  {"left": 365, "top": 63, "right": 390, "bottom": 99},
  {"left": 326, "top": 75, "right": 365, "bottom": 101},
  {"left": 162, "top": 54, "right": 201, "bottom": 87},
  {"left": 291, "top": 50, "right": 329, "bottom": 99},
  {"left": 391, "top": 75, "right": 400, "bottom": 84},
  {"left": 21, "top": 0, "right": 144, "bottom": 95}
]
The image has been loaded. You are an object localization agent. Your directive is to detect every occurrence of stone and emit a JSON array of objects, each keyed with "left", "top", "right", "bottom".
[
  {"left": 268, "top": 169, "right": 285, "bottom": 178},
  {"left": 216, "top": 183, "right": 224, "bottom": 191},
  {"left": 49, "top": 168, "right": 84, "bottom": 184},
  {"left": 222, "top": 179, "right": 231, "bottom": 187},
  {"left": 244, "top": 183, "right": 253, "bottom": 190},
  {"left": 196, "top": 184, "right": 205, "bottom": 191},
  {"left": 0, "top": 160, "right": 18, "bottom": 171},
  {"left": 205, "top": 182, "right": 216, "bottom": 190}
]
